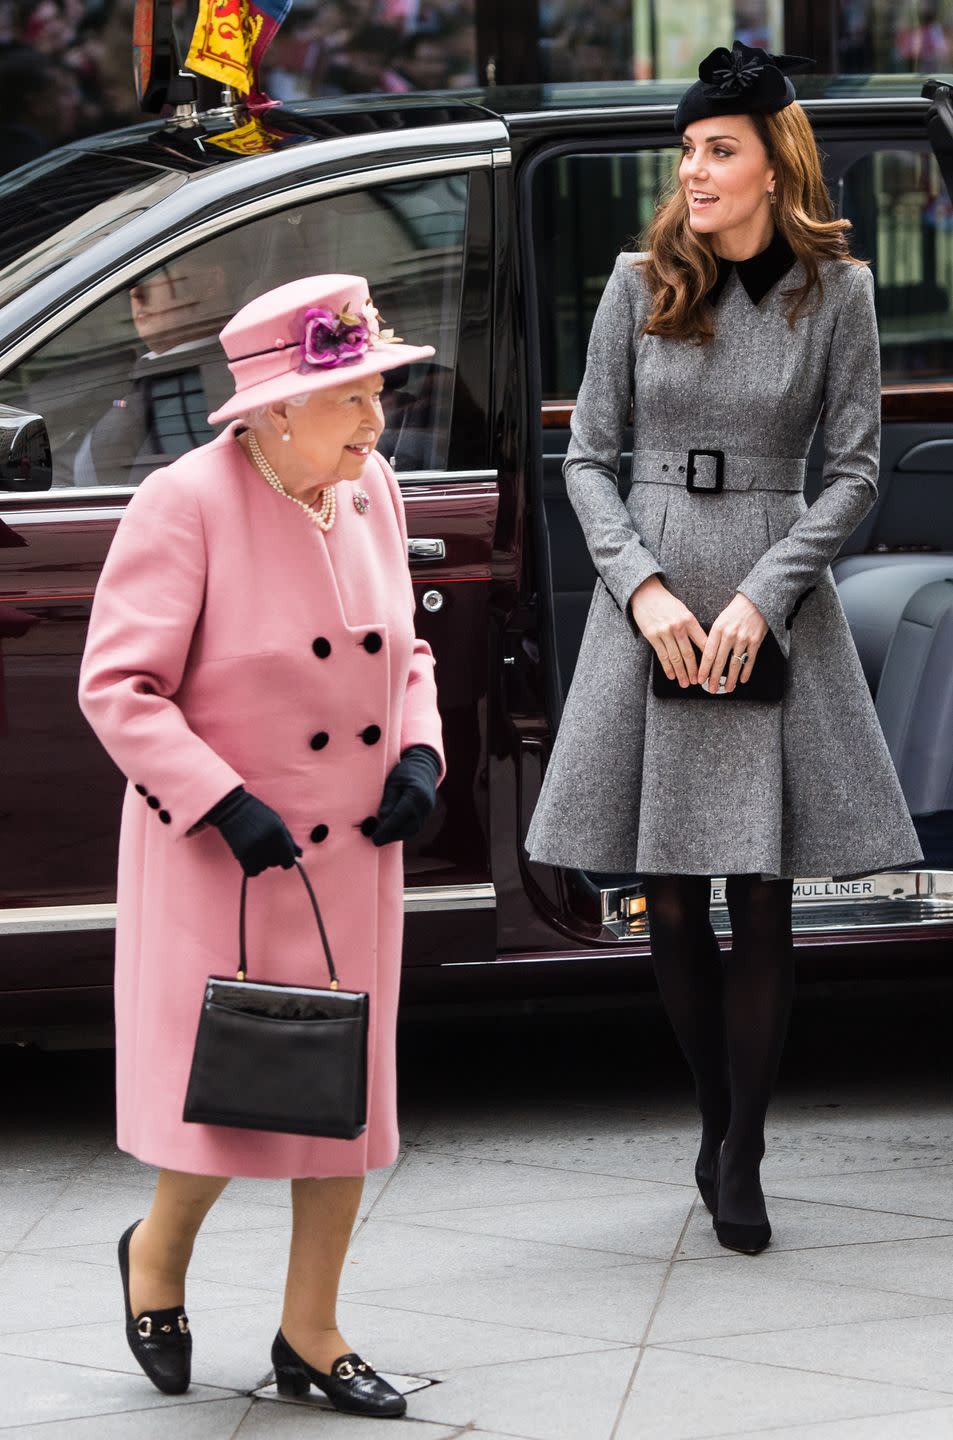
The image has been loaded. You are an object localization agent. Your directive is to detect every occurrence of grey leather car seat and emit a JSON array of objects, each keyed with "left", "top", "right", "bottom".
[
  {"left": 834, "top": 554, "right": 953, "bottom": 693},
  {"left": 875, "top": 577, "right": 953, "bottom": 867}
]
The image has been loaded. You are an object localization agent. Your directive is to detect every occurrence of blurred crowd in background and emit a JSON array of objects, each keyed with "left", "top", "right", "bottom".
[
  {"left": 1, "top": 0, "right": 951, "bottom": 176},
  {"left": 0, "top": 0, "right": 478, "bottom": 175}
]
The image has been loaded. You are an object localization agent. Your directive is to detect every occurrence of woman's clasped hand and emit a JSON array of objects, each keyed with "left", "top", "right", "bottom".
[
  {"left": 204, "top": 743, "right": 441, "bottom": 875},
  {"left": 370, "top": 743, "right": 442, "bottom": 847},
  {"left": 629, "top": 575, "right": 768, "bottom": 694},
  {"left": 203, "top": 787, "right": 301, "bottom": 876}
]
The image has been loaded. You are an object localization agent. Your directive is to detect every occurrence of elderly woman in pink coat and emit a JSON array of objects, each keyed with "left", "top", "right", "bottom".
[{"left": 78, "top": 274, "right": 446, "bottom": 1418}]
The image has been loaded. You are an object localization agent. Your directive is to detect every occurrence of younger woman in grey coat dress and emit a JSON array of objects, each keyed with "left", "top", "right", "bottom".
[{"left": 525, "top": 41, "right": 922, "bottom": 1255}]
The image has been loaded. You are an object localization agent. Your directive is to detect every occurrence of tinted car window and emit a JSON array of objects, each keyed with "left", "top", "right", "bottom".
[
  {"left": 0, "top": 152, "right": 185, "bottom": 307},
  {"left": 532, "top": 148, "right": 677, "bottom": 399},
  {"left": 0, "top": 171, "right": 469, "bottom": 489},
  {"left": 837, "top": 147, "right": 953, "bottom": 384},
  {"left": 535, "top": 143, "right": 953, "bottom": 396}
]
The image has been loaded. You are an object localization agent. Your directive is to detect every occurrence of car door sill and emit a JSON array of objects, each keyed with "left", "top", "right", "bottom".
[{"left": 0, "top": 883, "right": 497, "bottom": 934}]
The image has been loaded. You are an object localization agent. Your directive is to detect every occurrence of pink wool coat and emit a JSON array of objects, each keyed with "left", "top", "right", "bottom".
[{"left": 79, "top": 422, "right": 446, "bottom": 1178}]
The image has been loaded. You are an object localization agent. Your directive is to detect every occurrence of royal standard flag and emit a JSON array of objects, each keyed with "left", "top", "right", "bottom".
[{"left": 186, "top": 0, "right": 291, "bottom": 96}]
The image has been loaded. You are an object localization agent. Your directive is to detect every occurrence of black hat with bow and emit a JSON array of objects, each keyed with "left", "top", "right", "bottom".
[{"left": 675, "top": 39, "right": 815, "bottom": 132}]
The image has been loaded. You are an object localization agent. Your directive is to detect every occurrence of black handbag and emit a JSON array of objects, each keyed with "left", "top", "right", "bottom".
[
  {"left": 651, "top": 627, "right": 786, "bottom": 703},
  {"left": 183, "top": 860, "right": 368, "bottom": 1140}
]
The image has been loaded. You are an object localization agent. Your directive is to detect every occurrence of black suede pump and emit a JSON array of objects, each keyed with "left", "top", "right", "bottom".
[
  {"left": 711, "top": 1147, "right": 772, "bottom": 1255},
  {"left": 118, "top": 1219, "right": 192, "bottom": 1394}
]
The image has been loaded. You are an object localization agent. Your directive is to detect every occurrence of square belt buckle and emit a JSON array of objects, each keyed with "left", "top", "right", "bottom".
[{"left": 686, "top": 448, "right": 725, "bottom": 493}]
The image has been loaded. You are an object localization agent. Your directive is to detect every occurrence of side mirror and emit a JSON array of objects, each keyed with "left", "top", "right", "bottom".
[{"left": 0, "top": 404, "right": 52, "bottom": 492}]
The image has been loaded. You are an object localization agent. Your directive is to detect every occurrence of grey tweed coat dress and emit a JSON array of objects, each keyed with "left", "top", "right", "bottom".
[{"left": 525, "top": 236, "right": 923, "bottom": 880}]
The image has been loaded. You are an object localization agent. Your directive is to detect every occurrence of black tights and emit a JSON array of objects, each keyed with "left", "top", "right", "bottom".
[{"left": 642, "top": 873, "right": 795, "bottom": 1226}]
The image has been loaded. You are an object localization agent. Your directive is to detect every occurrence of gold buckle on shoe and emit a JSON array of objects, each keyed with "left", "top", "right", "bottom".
[
  {"left": 335, "top": 1359, "right": 356, "bottom": 1380},
  {"left": 178, "top": 1314, "right": 190, "bottom": 1334},
  {"left": 137, "top": 1317, "right": 152, "bottom": 1338}
]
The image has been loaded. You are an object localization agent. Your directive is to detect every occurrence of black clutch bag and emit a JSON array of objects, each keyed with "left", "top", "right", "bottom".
[
  {"left": 651, "top": 627, "right": 786, "bottom": 703},
  {"left": 183, "top": 860, "right": 368, "bottom": 1140}
]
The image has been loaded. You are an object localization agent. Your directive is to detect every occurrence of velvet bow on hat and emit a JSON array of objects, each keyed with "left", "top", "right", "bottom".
[{"left": 675, "top": 39, "right": 815, "bottom": 132}]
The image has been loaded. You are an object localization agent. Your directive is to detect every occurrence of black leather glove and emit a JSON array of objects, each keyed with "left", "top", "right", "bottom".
[
  {"left": 203, "top": 786, "right": 302, "bottom": 876},
  {"left": 371, "top": 744, "right": 441, "bottom": 847}
]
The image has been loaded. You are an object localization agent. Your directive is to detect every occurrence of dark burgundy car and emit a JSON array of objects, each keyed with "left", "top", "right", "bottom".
[{"left": 2, "top": 77, "right": 953, "bottom": 1043}]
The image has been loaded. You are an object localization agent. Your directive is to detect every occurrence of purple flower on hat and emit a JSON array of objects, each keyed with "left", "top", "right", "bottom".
[{"left": 301, "top": 303, "right": 371, "bottom": 369}]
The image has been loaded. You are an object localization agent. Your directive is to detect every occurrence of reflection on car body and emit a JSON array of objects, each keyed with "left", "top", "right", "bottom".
[{"left": 0, "top": 79, "right": 952, "bottom": 1041}]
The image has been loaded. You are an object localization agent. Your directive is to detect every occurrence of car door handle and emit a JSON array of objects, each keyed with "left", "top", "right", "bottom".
[{"left": 407, "top": 538, "right": 446, "bottom": 560}]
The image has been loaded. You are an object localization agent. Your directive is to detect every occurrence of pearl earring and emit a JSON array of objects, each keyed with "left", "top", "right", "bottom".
[
  {"left": 768, "top": 190, "right": 776, "bottom": 204},
  {"left": 281, "top": 431, "right": 291, "bottom": 443}
]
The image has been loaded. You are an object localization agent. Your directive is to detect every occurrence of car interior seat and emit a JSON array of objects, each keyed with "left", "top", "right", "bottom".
[
  {"left": 834, "top": 554, "right": 953, "bottom": 693},
  {"left": 874, "top": 576, "right": 953, "bottom": 868}
]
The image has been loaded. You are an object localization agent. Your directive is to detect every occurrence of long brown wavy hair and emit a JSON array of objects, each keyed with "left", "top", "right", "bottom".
[{"left": 638, "top": 102, "right": 863, "bottom": 344}]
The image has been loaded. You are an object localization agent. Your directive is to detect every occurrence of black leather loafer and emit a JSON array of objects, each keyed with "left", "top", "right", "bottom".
[
  {"left": 118, "top": 1219, "right": 192, "bottom": 1394},
  {"left": 272, "top": 1328, "right": 406, "bottom": 1416}
]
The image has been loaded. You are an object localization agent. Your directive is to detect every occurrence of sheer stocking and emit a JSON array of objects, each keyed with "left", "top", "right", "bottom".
[{"left": 642, "top": 875, "right": 731, "bottom": 1198}]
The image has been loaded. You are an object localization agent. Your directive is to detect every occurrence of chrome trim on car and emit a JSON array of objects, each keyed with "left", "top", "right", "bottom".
[
  {"left": 0, "top": 140, "right": 506, "bottom": 378},
  {"left": 0, "top": 882, "right": 497, "bottom": 934},
  {"left": 0, "top": 472, "right": 500, "bottom": 507},
  {"left": 602, "top": 870, "right": 953, "bottom": 940},
  {"left": 0, "top": 507, "right": 128, "bottom": 524},
  {"left": 531, "top": 95, "right": 931, "bottom": 126},
  {"left": 404, "top": 883, "right": 496, "bottom": 912},
  {"left": 0, "top": 472, "right": 503, "bottom": 506}
]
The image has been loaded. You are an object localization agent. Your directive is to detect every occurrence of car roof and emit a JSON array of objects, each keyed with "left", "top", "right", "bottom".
[{"left": 66, "top": 74, "right": 937, "bottom": 172}]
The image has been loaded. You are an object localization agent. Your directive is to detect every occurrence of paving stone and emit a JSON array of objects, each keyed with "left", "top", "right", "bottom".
[
  {"left": 0, "top": 1299, "right": 280, "bottom": 1395},
  {"left": 373, "top": 1150, "right": 651, "bottom": 1217},
  {"left": 340, "top": 1216, "right": 628, "bottom": 1296},
  {"left": 399, "top": 1343, "right": 638, "bottom": 1440},
  {"left": 390, "top": 1179, "right": 695, "bottom": 1261},
  {"left": 0, "top": 1351, "right": 233, "bottom": 1429},
  {"left": 614, "top": 1347, "right": 950, "bottom": 1440},
  {"left": 741, "top": 1234, "right": 953, "bottom": 1303},
  {"left": 0, "top": 1250, "right": 277, "bottom": 1337},
  {"left": 0, "top": 1179, "right": 75, "bottom": 1250},
  {"left": 0, "top": 1135, "right": 107, "bottom": 1186},
  {"left": 0, "top": 1397, "right": 252, "bottom": 1438},
  {"left": 766, "top": 1163, "right": 953, "bottom": 1222},
  {"left": 718, "top": 1405, "right": 953, "bottom": 1439},
  {"left": 234, "top": 1401, "right": 463, "bottom": 1437},
  {"left": 414, "top": 1109, "right": 948, "bottom": 1188},
  {"left": 334, "top": 1300, "right": 615, "bottom": 1373},
  {"left": 667, "top": 1311, "right": 953, "bottom": 1397},
  {"left": 351, "top": 1255, "right": 669, "bottom": 1343},
  {"left": 678, "top": 1193, "right": 953, "bottom": 1259},
  {"left": 20, "top": 1177, "right": 290, "bottom": 1251},
  {"left": 651, "top": 1249, "right": 953, "bottom": 1345}
]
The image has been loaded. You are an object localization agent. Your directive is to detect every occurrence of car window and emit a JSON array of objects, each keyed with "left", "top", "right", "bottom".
[
  {"left": 532, "top": 148, "right": 678, "bottom": 400},
  {"left": 0, "top": 152, "right": 185, "bottom": 308},
  {"left": 0, "top": 171, "right": 469, "bottom": 490},
  {"left": 836, "top": 147, "right": 953, "bottom": 385}
]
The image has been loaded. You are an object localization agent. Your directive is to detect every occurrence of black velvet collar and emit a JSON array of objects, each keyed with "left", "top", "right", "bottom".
[{"left": 707, "top": 226, "right": 796, "bottom": 306}]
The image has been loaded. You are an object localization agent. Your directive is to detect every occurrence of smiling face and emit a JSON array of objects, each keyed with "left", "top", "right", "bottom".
[
  {"left": 679, "top": 114, "right": 776, "bottom": 255},
  {"left": 281, "top": 371, "right": 386, "bottom": 482}
]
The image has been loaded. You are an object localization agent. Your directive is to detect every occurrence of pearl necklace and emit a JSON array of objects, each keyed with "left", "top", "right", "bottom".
[{"left": 246, "top": 430, "right": 336, "bottom": 533}]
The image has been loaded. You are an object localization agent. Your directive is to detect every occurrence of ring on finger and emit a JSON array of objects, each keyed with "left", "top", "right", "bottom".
[{"left": 730, "top": 651, "right": 749, "bottom": 666}]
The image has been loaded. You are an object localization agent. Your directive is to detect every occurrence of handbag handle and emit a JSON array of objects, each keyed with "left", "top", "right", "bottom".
[{"left": 237, "top": 859, "right": 339, "bottom": 989}]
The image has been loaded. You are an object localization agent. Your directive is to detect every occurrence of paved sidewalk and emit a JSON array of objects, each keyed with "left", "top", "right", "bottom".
[{"left": 1, "top": 994, "right": 952, "bottom": 1439}]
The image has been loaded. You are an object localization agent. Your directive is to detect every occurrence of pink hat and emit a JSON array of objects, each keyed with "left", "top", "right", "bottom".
[{"left": 207, "top": 274, "right": 436, "bottom": 426}]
